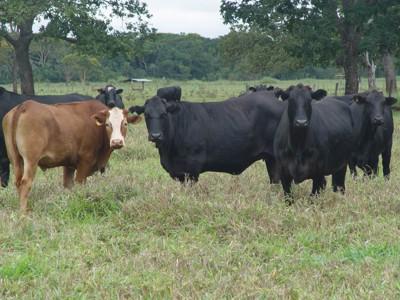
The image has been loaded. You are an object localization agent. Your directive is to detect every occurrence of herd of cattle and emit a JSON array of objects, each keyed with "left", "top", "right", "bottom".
[{"left": 0, "top": 83, "right": 396, "bottom": 212}]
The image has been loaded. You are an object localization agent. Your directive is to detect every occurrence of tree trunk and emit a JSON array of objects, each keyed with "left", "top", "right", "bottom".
[
  {"left": 364, "top": 51, "right": 377, "bottom": 90},
  {"left": 12, "top": 55, "right": 18, "bottom": 93},
  {"left": 383, "top": 50, "right": 397, "bottom": 95},
  {"left": 14, "top": 40, "right": 34, "bottom": 95},
  {"left": 4, "top": 18, "right": 35, "bottom": 95},
  {"left": 341, "top": 0, "right": 360, "bottom": 95}
]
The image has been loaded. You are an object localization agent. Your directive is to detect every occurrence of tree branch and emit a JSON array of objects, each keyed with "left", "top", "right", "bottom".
[{"left": 0, "top": 28, "right": 17, "bottom": 46}]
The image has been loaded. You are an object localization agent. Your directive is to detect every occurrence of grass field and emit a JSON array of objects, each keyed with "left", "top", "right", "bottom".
[{"left": 0, "top": 79, "right": 400, "bottom": 298}]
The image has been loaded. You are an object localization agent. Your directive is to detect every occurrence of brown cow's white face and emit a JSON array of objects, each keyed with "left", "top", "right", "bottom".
[{"left": 93, "top": 108, "right": 141, "bottom": 149}]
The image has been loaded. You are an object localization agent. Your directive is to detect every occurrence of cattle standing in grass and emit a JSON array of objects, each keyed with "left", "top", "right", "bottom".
[
  {"left": 0, "top": 86, "right": 122, "bottom": 187},
  {"left": 273, "top": 84, "right": 354, "bottom": 198},
  {"left": 130, "top": 91, "right": 284, "bottom": 183},
  {"left": 2, "top": 100, "right": 141, "bottom": 213},
  {"left": 329, "top": 91, "right": 396, "bottom": 178},
  {"left": 157, "top": 86, "right": 182, "bottom": 102},
  {"left": 96, "top": 85, "right": 125, "bottom": 108}
]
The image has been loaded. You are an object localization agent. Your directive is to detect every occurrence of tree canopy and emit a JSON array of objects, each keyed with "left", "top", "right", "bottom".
[
  {"left": 0, "top": 0, "right": 151, "bottom": 93},
  {"left": 220, "top": 0, "right": 400, "bottom": 94}
]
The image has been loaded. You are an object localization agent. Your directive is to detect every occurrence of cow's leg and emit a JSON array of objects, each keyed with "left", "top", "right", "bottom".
[
  {"left": 0, "top": 138, "right": 10, "bottom": 187},
  {"left": 368, "top": 157, "right": 379, "bottom": 177},
  {"left": 348, "top": 157, "right": 357, "bottom": 178},
  {"left": 382, "top": 147, "right": 392, "bottom": 179},
  {"left": 63, "top": 167, "right": 75, "bottom": 188},
  {"left": 75, "top": 163, "right": 92, "bottom": 184},
  {"left": 0, "top": 156, "right": 10, "bottom": 188},
  {"left": 175, "top": 173, "right": 198, "bottom": 185},
  {"left": 311, "top": 176, "right": 326, "bottom": 196},
  {"left": 281, "top": 175, "right": 293, "bottom": 204},
  {"left": 332, "top": 166, "right": 347, "bottom": 194},
  {"left": 18, "top": 160, "right": 38, "bottom": 214},
  {"left": 265, "top": 158, "right": 280, "bottom": 184},
  {"left": 188, "top": 174, "right": 199, "bottom": 183}
]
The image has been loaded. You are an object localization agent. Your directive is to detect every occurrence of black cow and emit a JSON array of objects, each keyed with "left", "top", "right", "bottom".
[
  {"left": 157, "top": 86, "right": 182, "bottom": 102},
  {"left": 277, "top": 85, "right": 327, "bottom": 101},
  {"left": 273, "top": 84, "right": 354, "bottom": 198},
  {"left": 96, "top": 85, "right": 125, "bottom": 108},
  {"left": 248, "top": 85, "right": 274, "bottom": 92},
  {"left": 328, "top": 90, "right": 396, "bottom": 178},
  {"left": 239, "top": 85, "right": 276, "bottom": 97},
  {"left": 129, "top": 91, "right": 285, "bottom": 183},
  {"left": 244, "top": 85, "right": 327, "bottom": 101},
  {"left": 0, "top": 86, "right": 120, "bottom": 187}
]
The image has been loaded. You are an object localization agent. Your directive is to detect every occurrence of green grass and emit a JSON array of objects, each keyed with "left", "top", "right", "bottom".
[{"left": 0, "top": 78, "right": 400, "bottom": 298}]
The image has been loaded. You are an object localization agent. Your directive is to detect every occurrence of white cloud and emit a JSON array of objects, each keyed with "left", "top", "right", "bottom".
[
  {"left": 35, "top": 1, "right": 231, "bottom": 38},
  {"left": 144, "top": 0, "right": 230, "bottom": 38}
]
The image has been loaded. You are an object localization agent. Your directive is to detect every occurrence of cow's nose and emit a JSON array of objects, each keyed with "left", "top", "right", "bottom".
[
  {"left": 108, "top": 101, "right": 116, "bottom": 108},
  {"left": 295, "top": 119, "right": 309, "bottom": 128},
  {"left": 149, "top": 133, "right": 162, "bottom": 141},
  {"left": 111, "top": 139, "right": 124, "bottom": 149},
  {"left": 373, "top": 116, "right": 384, "bottom": 125}
]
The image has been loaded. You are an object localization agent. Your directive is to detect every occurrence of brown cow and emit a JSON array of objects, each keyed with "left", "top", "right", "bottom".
[{"left": 2, "top": 100, "right": 141, "bottom": 213}]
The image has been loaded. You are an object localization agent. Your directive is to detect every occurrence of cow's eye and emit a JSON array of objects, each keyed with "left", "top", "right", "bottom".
[
  {"left": 106, "top": 122, "right": 112, "bottom": 128},
  {"left": 123, "top": 121, "right": 128, "bottom": 127}
]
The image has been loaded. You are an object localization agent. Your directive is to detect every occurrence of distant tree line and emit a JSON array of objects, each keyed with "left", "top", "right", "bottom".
[
  {"left": 1, "top": 0, "right": 400, "bottom": 93},
  {"left": 2, "top": 31, "right": 398, "bottom": 86}
]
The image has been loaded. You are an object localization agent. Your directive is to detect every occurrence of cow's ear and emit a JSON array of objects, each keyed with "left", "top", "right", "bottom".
[
  {"left": 166, "top": 102, "right": 180, "bottom": 113},
  {"left": 116, "top": 89, "right": 123, "bottom": 94},
  {"left": 0, "top": 87, "right": 5, "bottom": 94},
  {"left": 97, "top": 88, "right": 105, "bottom": 94},
  {"left": 129, "top": 105, "right": 145, "bottom": 115},
  {"left": 93, "top": 110, "right": 108, "bottom": 126},
  {"left": 353, "top": 95, "right": 366, "bottom": 104},
  {"left": 127, "top": 115, "right": 142, "bottom": 124},
  {"left": 385, "top": 97, "right": 397, "bottom": 106},
  {"left": 266, "top": 85, "right": 274, "bottom": 91},
  {"left": 311, "top": 89, "right": 327, "bottom": 100},
  {"left": 280, "top": 91, "right": 290, "bottom": 101}
]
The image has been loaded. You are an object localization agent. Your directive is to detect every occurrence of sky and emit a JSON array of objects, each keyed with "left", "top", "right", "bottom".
[
  {"left": 142, "top": 0, "right": 230, "bottom": 38},
  {"left": 34, "top": 1, "right": 231, "bottom": 38}
]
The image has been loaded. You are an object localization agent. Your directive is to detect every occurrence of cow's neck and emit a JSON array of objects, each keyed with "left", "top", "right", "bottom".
[
  {"left": 358, "top": 112, "right": 377, "bottom": 150},
  {"left": 288, "top": 123, "right": 310, "bottom": 154},
  {"left": 157, "top": 105, "right": 190, "bottom": 164},
  {"left": 96, "top": 131, "right": 113, "bottom": 170}
]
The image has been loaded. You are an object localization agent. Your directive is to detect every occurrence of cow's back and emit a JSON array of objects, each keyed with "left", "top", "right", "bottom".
[
  {"left": 11, "top": 100, "right": 107, "bottom": 169},
  {"left": 164, "top": 91, "right": 284, "bottom": 174}
]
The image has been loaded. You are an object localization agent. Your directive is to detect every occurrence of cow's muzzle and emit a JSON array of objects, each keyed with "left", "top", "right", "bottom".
[
  {"left": 294, "top": 119, "right": 309, "bottom": 128},
  {"left": 111, "top": 139, "right": 124, "bottom": 149},
  {"left": 372, "top": 116, "right": 384, "bottom": 126},
  {"left": 149, "top": 132, "right": 163, "bottom": 142}
]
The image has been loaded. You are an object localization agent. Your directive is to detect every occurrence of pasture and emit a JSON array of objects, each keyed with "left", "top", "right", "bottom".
[{"left": 0, "top": 79, "right": 400, "bottom": 298}]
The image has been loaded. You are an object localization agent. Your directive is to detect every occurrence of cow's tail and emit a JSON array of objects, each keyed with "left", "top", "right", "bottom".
[{"left": 3, "top": 105, "right": 24, "bottom": 187}]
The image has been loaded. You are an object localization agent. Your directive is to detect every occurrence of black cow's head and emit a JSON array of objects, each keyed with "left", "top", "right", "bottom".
[
  {"left": 129, "top": 96, "right": 180, "bottom": 144},
  {"left": 96, "top": 85, "right": 125, "bottom": 109},
  {"left": 353, "top": 90, "right": 397, "bottom": 126},
  {"left": 281, "top": 84, "right": 314, "bottom": 129},
  {"left": 279, "top": 85, "right": 327, "bottom": 101}
]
